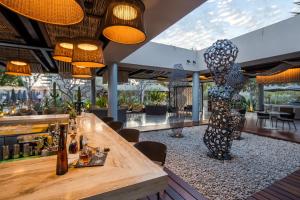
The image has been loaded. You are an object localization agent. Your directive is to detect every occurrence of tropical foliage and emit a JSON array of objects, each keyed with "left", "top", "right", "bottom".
[
  {"left": 0, "top": 70, "right": 23, "bottom": 86},
  {"left": 96, "top": 96, "right": 108, "bottom": 108},
  {"left": 146, "top": 90, "right": 167, "bottom": 105}
]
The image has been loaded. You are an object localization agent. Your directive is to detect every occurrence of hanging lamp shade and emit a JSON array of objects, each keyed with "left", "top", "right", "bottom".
[
  {"left": 72, "top": 65, "right": 92, "bottom": 79},
  {"left": 5, "top": 60, "right": 31, "bottom": 76},
  {"left": 53, "top": 38, "right": 74, "bottom": 62},
  {"left": 72, "top": 39, "right": 105, "bottom": 68},
  {"left": 103, "top": 0, "right": 146, "bottom": 44},
  {"left": 0, "top": 0, "right": 84, "bottom": 25}
]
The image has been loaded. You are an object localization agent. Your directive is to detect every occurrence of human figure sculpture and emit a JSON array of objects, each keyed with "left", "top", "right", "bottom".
[{"left": 203, "top": 40, "right": 245, "bottom": 160}]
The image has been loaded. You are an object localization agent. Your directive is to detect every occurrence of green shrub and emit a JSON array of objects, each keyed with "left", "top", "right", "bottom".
[
  {"left": 147, "top": 90, "right": 167, "bottom": 105},
  {"left": 96, "top": 96, "right": 108, "bottom": 108}
]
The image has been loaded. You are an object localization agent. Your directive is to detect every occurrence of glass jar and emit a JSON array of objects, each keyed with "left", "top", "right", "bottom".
[
  {"left": 13, "top": 144, "right": 20, "bottom": 159},
  {"left": 23, "top": 143, "right": 30, "bottom": 157},
  {"left": 2, "top": 145, "right": 9, "bottom": 160}
]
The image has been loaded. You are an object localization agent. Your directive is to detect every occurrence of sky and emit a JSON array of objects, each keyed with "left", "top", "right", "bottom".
[{"left": 152, "top": 0, "right": 297, "bottom": 50}]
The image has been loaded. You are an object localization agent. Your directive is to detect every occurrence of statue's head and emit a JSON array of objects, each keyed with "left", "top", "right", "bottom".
[{"left": 204, "top": 39, "right": 238, "bottom": 85}]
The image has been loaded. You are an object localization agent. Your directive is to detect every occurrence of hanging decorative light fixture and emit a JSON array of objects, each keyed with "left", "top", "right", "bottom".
[
  {"left": 103, "top": 0, "right": 146, "bottom": 44},
  {"left": 5, "top": 60, "right": 31, "bottom": 76},
  {"left": 72, "top": 39, "right": 105, "bottom": 68},
  {"left": 0, "top": 0, "right": 84, "bottom": 25},
  {"left": 72, "top": 65, "right": 92, "bottom": 79},
  {"left": 53, "top": 38, "right": 74, "bottom": 63}
]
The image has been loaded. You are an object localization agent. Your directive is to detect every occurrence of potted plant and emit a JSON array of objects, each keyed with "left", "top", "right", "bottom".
[{"left": 145, "top": 90, "right": 167, "bottom": 115}]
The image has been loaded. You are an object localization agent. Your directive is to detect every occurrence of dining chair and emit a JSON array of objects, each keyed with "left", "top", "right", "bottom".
[
  {"left": 118, "top": 128, "right": 140, "bottom": 143},
  {"left": 100, "top": 117, "right": 114, "bottom": 124},
  {"left": 107, "top": 121, "right": 124, "bottom": 132},
  {"left": 276, "top": 113, "right": 297, "bottom": 130},
  {"left": 134, "top": 141, "right": 167, "bottom": 199},
  {"left": 256, "top": 112, "right": 269, "bottom": 127}
]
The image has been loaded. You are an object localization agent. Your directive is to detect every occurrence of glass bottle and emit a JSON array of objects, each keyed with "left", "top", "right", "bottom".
[
  {"left": 56, "top": 124, "right": 68, "bottom": 175},
  {"left": 68, "top": 134, "right": 78, "bottom": 154}
]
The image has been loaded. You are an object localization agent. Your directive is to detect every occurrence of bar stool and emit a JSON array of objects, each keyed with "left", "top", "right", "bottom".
[
  {"left": 134, "top": 141, "right": 167, "bottom": 166},
  {"left": 118, "top": 128, "right": 140, "bottom": 143},
  {"left": 100, "top": 117, "right": 114, "bottom": 124},
  {"left": 134, "top": 141, "right": 167, "bottom": 199},
  {"left": 107, "top": 121, "right": 123, "bottom": 132}
]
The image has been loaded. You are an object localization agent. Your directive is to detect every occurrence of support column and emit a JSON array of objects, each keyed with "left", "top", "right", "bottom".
[
  {"left": 91, "top": 78, "right": 96, "bottom": 107},
  {"left": 108, "top": 63, "right": 118, "bottom": 120},
  {"left": 258, "top": 83, "right": 264, "bottom": 111},
  {"left": 192, "top": 71, "right": 200, "bottom": 122},
  {"left": 199, "top": 82, "right": 203, "bottom": 114}
]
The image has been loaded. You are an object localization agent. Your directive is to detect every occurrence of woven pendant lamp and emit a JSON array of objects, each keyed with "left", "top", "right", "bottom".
[
  {"left": 72, "top": 39, "right": 105, "bottom": 68},
  {"left": 72, "top": 65, "right": 92, "bottom": 79},
  {"left": 5, "top": 60, "right": 31, "bottom": 76},
  {"left": 53, "top": 38, "right": 74, "bottom": 62},
  {"left": 0, "top": 0, "right": 84, "bottom": 25},
  {"left": 103, "top": 0, "right": 146, "bottom": 44}
]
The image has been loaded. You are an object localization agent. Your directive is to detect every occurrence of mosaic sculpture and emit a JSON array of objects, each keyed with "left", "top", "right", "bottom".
[
  {"left": 231, "top": 94, "right": 247, "bottom": 140},
  {"left": 203, "top": 39, "right": 245, "bottom": 160}
]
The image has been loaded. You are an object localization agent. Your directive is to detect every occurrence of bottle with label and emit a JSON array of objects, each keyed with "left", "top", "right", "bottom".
[{"left": 56, "top": 124, "right": 68, "bottom": 175}]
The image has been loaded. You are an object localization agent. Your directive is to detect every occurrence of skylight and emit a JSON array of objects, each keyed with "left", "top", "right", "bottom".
[{"left": 152, "top": 0, "right": 297, "bottom": 50}]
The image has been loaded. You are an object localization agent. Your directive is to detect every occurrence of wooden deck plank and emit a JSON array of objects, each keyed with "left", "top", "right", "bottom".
[
  {"left": 164, "top": 168, "right": 207, "bottom": 200},
  {"left": 142, "top": 167, "right": 207, "bottom": 200},
  {"left": 258, "top": 190, "right": 281, "bottom": 200},
  {"left": 167, "top": 178, "right": 197, "bottom": 200},
  {"left": 251, "top": 192, "right": 269, "bottom": 200},
  {"left": 165, "top": 186, "right": 185, "bottom": 200},
  {"left": 273, "top": 181, "right": 300, "bottom": 196},
  {"left": 270, "top": 185, "right": 300, "bottom": 200},
  {"left": 263, "top": 187, "right": 291, "bottom": 200},
  {"left": 249, "top": 168, "right": 300, "bottom": 200},
  {"left": 281, "top": 178, "right": 300, "bottom": 188},
  {"left": 286, "top": 174, "right": 300, "bottom": 182},
  {"left": 243, "top": 114, "right": 300, "bottom": 144},
  {"left": 246, "top": 197, "right": 258, "bottom": 200}
]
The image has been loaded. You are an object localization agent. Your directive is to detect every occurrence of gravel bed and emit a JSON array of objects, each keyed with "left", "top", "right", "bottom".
[{"left": 140, "top": 126, "right": 300, "bottom": 200}]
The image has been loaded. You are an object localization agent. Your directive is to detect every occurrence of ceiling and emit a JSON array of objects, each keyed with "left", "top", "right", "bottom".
[
  {"left": 0, "top": 0, "right": 110, "bottom": 74},
  {"left": 0, "top": 0, "right": 205, "bottom": 80}
]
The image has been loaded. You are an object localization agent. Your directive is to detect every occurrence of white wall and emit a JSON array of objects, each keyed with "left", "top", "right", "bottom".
[
  {"left": 122, "top": 15, "right": 300, "bottom": 72},
  {"left": 198, "top": 14, "right": 300, "bottom": 70},
  {"left": 122, "top": 42, "right": 201, "bottom": 71}
]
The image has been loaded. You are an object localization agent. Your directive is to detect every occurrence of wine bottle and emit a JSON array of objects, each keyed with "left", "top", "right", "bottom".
[{"left": 56, "top": 124, "right": 68, "bottom": 175}]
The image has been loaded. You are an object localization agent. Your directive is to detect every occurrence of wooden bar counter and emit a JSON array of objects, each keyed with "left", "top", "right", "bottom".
[{"left": 0, "top": 113, "right": 168, "bottom": 200}]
